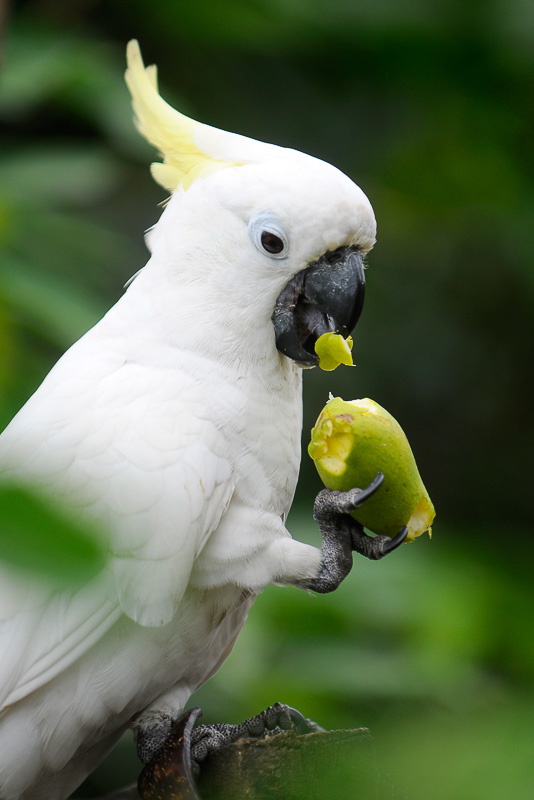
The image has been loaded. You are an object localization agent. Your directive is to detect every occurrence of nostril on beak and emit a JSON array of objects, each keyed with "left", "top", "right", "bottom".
[{"left": 325, "top": 248, "right": 345, "bottom": 265}]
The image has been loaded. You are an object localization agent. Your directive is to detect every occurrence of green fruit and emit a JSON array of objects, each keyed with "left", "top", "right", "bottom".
[{"left": 308, "top": 396, "right": 435, "bottom": 541}]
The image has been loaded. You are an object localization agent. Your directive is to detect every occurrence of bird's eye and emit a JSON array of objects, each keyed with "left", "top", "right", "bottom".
[
  {"left": 248, "top": 214, "right": 288, "bottom": 259},
  {"left": 261, "top": 231, "right": 284, "bottom": 254}
]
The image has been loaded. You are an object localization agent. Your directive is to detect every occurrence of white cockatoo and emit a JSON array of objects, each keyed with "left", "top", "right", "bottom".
[{"left": 0, "top": 41, "right": 406, "bottom": 800}]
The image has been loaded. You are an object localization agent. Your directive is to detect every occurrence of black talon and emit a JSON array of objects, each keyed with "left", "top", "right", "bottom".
[
  {"left": 354, "top": 471, "right": 384, "bottom": 505},
  {"left": 382, "top": 525, "right": 409, "bottom": 554}
]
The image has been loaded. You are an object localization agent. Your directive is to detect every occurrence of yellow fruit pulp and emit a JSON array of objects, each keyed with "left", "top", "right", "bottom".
[{"left": 314, "top": 333, "right": 354, "bottom": 371}]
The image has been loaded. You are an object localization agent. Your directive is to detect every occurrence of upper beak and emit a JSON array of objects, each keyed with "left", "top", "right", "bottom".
[{"left": 272, "top": 245, "right": 365, "bottom": 367}]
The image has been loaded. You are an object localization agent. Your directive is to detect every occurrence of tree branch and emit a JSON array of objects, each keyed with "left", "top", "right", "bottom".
[{"left": 93, "top": 727, "right": 379, "bottom": 800}]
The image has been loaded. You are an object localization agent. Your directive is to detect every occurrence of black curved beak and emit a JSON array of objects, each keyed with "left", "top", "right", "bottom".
[{"left": 272, "top": 245, "right": 365, "bottom": 367}]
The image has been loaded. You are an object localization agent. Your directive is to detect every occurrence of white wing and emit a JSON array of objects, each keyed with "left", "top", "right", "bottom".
[{"left": 0, "top": 320, "right": 234, "bottom": 708}]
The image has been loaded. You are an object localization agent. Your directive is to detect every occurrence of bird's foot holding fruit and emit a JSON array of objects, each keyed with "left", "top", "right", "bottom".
[
  {"left": 303, "top": 472, "right": 408, "bottom": 594},
  {"left": 136, "top": 704, "right": 323, "bottom": 800}
]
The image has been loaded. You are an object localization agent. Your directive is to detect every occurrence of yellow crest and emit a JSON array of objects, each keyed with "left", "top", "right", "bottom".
[{"left": 125, "top": 41, "right": 240, "bottom": 191}]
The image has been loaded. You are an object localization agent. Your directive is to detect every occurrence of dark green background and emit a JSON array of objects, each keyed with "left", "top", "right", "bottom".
[{"left": 1, "top": 1, "right": 533, "bottom": 797}]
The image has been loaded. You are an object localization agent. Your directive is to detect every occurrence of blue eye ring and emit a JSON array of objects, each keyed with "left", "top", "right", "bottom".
[{"left": 248, "top": 214, "right": 289, "bottom": 259}]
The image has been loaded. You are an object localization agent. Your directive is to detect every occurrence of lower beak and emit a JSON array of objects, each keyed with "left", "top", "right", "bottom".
[{"left": 272, "top": 246, "right": 365, "bottom": 367}]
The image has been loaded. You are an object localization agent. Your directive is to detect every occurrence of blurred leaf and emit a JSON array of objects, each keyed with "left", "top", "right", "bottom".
[
  {"left": 0, "top": 146, "right": 120, "bottom": 206},
  {"left": 0, "top": 299, "right": 16, "bottom": 389},
  {"left": 0, "top": 200, "right": 149, "bottom": 301},
  {"left": 0, "top": 483, "right": 106, "bottom": 583},
  {"left": 0, "top": 32, "right": 82, "bottom": 111},
  {"left": 0, "top": 25, "right": 151, "bottom": 155},
  {"left": 0, "top": 253, "right": 104, "bottom": 347}
]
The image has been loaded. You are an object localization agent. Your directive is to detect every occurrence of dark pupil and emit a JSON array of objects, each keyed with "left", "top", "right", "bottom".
[{"left": 261, "top": 231, "right": 284, "bottom": 254}]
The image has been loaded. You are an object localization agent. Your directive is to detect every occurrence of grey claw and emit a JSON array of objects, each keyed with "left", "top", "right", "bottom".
[
  {"left": 314, "top": 472, "right": 384, "bottom": 522},
  {"left": 351, "top": 525, "right": 410, "bottom": 560},
  {"left": 287, "top": 706, "right": 325, "bottom": 734}
]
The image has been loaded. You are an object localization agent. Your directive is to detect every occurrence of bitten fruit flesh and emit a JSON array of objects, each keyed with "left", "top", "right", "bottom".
[{"left": 314, "top": 333, "right": 354, "bottom": 371}]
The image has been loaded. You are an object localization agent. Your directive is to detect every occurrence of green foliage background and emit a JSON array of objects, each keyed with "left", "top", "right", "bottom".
[{"left": 1, "top": 1, "right": 533, "bottom": 797}]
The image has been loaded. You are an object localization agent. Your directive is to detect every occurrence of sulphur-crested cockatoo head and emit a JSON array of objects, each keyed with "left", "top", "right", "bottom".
[{"left": 125, "top": 40, "right": 376, "bottom": 367}]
